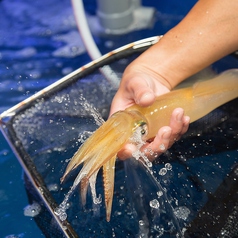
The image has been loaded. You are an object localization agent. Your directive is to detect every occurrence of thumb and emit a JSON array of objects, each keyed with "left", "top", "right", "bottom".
[{"left": 109, "top": 75, "right": 156, "bottom": 116}]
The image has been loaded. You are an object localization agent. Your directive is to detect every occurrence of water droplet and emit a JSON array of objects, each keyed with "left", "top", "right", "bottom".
[
  {"left": 139, "top": 220, "right": 145, "bottom": 226},
  {"left": 105, "top": 40, "right": 114, "bottom": 48},
  {"left": 55, "top": 207, "right": 68, "bottom": 221},
  {"left": 159, "top": 143, "right": 165, "bottom": 151},
  {"left": 116, "top": 211, "right": 122, "bottom": 216},
  {"left": 47, "top": 183, "right": 59, "bottom": 192},
  {"left": 62, "top": 67, "right": 73, "bottom": 75},
  {"left": 159, "top": 168, "right": 167, "bottom": 176},
  {"left": 149, "top": 199, "right": 160, "bottom": 209},
  {"left": 174, "top": 206, "right": 190, "bottom": 220},
  {"left": 165, "top": 163, "right": 172, "bottom": 170},
  {"left": 157, "top": 191, "right": 163, "bottom": 197},
  {"left": 23, "top": 202, "right": 41, "bottom": 217}
]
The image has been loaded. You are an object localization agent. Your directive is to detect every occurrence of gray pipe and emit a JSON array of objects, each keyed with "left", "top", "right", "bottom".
[{"left": 96, "top": 0, "right": 134, "bottom": 30}]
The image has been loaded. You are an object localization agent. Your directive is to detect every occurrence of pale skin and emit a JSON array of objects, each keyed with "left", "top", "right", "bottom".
[{"left": 109, "top": 0, "right": 238, "bottom": 160}]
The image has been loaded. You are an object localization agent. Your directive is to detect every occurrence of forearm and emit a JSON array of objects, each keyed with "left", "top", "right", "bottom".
[{"left": 127, "top": 0, "right": 238, "bottom": 89}]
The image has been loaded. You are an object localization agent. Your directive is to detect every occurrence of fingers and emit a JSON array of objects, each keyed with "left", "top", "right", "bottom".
[
  {"left": 126, "top": 75, "right": 157, "bottom": 107},
  {"left": 117, "top": 143, "right": 137, "bottom": 160},
  {"left": 124, "top": 73, "right": 171, "bottom": 107},
  {"left": 117, "top": 108, "right": 190, "bottom": 162},
  {"left": 167, "top": 108, "right": 190, "bottom": 148},
  {"left": 143, "top": 108, "right": 190, "bottom": 161},
  {"left": 142, "top": 126, "right": 172, "bottom": 159},
  {"left": 109, "top": 71, "right": 171, "bottom": 117}
]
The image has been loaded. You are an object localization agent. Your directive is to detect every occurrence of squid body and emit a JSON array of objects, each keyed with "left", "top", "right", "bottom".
[{"left": 61, "top": 69, "right": 238, "bottom": 221}]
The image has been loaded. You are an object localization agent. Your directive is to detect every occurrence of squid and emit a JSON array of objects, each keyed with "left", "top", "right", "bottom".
[{"left": 61, "top": 69, "right": 238, "bottom": 222}]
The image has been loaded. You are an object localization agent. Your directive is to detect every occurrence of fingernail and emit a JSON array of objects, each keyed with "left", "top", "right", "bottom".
[
  {"left": 176, "top": 111, "right": 183, "bottom": 122},
  {"left": 138, "top": 92, "right": 154, "bottom": 106},
  {"left": 184, "top": 116, "right": 190, "bottom": 123}
]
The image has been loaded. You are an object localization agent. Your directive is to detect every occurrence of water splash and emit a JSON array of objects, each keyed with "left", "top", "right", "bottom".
[
  {"left": 78, "top": 94, "right": 105, "bottom": 126},
  {"left": 130, "top": 125, "right": 153, "bottom": 168},
  {"left": 56, "top": 95, "right": 104, "bottom": 221},
  {"left": 55, "top": 186, "right": 73, "bottom": 221},
  {"left": 124, "top": 157, "right": 183, "bottom": 237},
  {"left": 78, "top": 131, "right": 93, "bottom": 144},
  {"left": 140, "top": 160, "right": 182, "bottom": 236}
]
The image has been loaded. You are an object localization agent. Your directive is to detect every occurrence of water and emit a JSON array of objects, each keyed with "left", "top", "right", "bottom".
[
  {"left": 0, "top": 0, "right": 90, "bottom": 236},
  {"left": 0, "top": 138, "right": 43, "bottom": 237}
]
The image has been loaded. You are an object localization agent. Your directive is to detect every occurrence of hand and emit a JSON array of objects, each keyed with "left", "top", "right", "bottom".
[
  {"left": 117, "top": 108, "right": 190, "bottom": 161},
  {"left": 109, "top": 68, "right": 190, "bottom": 162},
  {"left": 110, "top": 0, "right": 238, "bottom": 161}
]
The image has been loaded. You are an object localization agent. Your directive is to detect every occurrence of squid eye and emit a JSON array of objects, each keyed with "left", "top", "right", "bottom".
[
  {"left": 130, "top": 122, "right": 148, "bottom": 144},
  {"left": 140, "top": 124, "right": 148, "bottom": 137},
  {"left": 141, "top": 128, "right": 146, "bottom": 135}
]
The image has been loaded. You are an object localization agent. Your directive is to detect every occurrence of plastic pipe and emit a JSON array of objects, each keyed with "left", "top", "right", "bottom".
[
  {"left": 96, "top": 0, "right": 134, "bottom": 30},
  {"left": 71, "top": 0, "right": 120, "bottom": 88}
]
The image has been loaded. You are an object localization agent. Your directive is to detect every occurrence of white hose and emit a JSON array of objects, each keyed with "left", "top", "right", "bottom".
[{"left": 71, "top": 0, "right": 120, "bottom": 89}]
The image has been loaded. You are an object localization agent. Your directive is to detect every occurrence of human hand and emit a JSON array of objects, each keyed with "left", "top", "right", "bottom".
[
  {"left": 109, "top": 0, "right": 238, "bottom": 161},
  {"left": 116, "top": 108, "right": 190, "bottom": 161},
  {"left": 109, "top": 66, "right": 190, "bottom": 162}
]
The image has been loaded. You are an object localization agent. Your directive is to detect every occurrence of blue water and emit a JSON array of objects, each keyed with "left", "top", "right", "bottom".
[{"left": 1, "top": 0, "right": 232, "bottom": 237}]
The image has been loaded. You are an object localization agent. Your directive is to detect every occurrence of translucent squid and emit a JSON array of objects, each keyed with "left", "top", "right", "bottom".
[{"left": 61, "top": 69, "right": 238, "bottom": 222}]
